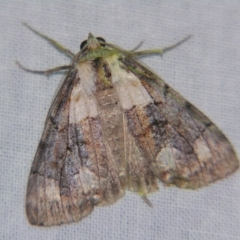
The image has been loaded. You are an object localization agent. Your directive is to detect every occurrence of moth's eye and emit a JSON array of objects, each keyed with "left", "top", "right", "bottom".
[
  {"left": 80, "top": 40, "right": 87, "bottom": 50},
  {"left": 97, "top": 37, "right": 106, "bottom": 47},
  {"left": 96, "top": 37, "right": 106, "bottom": 43}
]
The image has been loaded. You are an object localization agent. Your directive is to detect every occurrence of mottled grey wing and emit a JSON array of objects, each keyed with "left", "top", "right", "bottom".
[
  {"left": 121, "top": 57, "right": 239, "bottom": 189},
  {"left": 26, "top": 68, "right": 124, "bottom": 226},
  {"left": 26, "top": 68, "right": 81, "bottom": 226}
]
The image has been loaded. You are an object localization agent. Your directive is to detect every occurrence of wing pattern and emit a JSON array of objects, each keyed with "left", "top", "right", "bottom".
[
  {"left": 26, "top": 36, "right": 238, "bottom": 226},
  {"left": 121, "top": 56, "right": 238, "bottom": 188}
]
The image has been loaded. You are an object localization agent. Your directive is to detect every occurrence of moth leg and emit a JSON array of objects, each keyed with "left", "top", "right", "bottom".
[
  {"left": 141, "top": 195, "right": 153, "bottom": 208},
  {"left": 16, "top": 61, "right": 71, "bottom": 75},
  {"left": 22, "top": 22, "right": 75, "bottom": 58},
  {"left": 130, "top": 35, "right": 192, "bottom": 57},
  {"left": 129, "top": 41, "right": 144, "bottom": 52}
]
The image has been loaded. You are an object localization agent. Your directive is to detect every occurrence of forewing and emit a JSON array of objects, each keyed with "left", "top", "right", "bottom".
[
  {"left": 120, "top": 57, "right": 239, "bottom": 189},
  {"left": 26, "top": 62, "right": 125, "bottom": 226}
]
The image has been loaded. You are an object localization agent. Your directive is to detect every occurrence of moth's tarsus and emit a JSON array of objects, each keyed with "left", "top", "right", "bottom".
[
  {"left": 131, "top": 34, "right": 192, "bottom": 58},
  {"left": 16, "top": 61, "right": 71, "bottom": 75},
  {"left": 22, "top": 22, "right": 75, "bottom": 58}
]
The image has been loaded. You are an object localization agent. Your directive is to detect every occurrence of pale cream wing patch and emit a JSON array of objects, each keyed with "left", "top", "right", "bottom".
[{"left": 109, "top": 55, "right": 153, "bottom": 109}]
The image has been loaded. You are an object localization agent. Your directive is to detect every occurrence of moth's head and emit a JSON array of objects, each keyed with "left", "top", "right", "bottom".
[{"left": 80, "top": 33, "right": 106, "bottom": 51}]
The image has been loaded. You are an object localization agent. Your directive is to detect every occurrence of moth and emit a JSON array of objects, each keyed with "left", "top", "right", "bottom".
[{"left": 17, "top": 23, "right": 239, "bottom": 226}]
